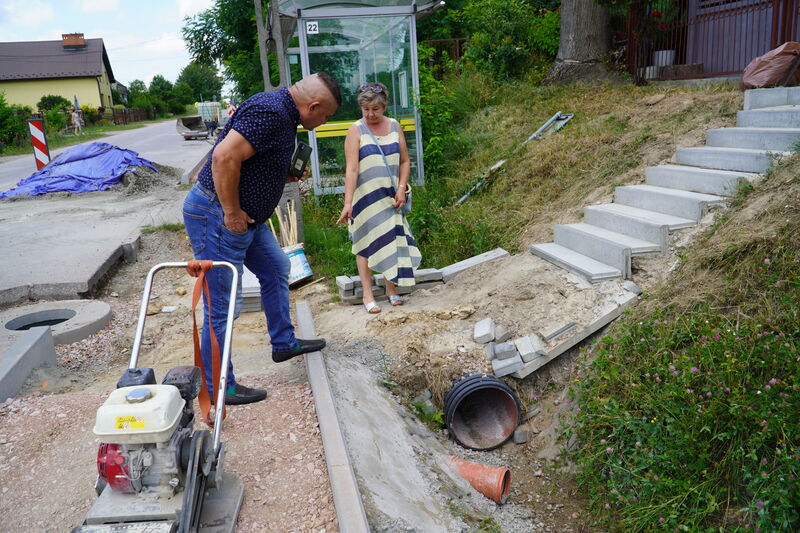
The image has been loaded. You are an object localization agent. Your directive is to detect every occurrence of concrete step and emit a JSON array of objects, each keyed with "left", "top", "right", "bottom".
[
  {"left": 737, "top": 106, "right": 800, "bottom": 128},
  {"left": 561, "top": 222, "right": 661, "bottom": 254},
  {"left": 615, "top": 184, "right": 726, "bottom": 220},
  {"left": 584, "top": 204, "right": 669, "bottom": 250},
  {"left": 706, "top": 127, "right": 800, "bottom": 151},
  {"left": 584, "top": 202, "right": 695, "bottom": 230},
  {"left": 530, "top": 242, "right": 621, "bottom": 282},
  {"left": 744, "top": 87, "right": 800, "bottom": 110},
  {"left": 645, "top": 164, "right": 758, "bottom": 197},
  {"left": 674, "top": 146, "right": 783, "bottom": 173},
  {"left": 553, "top": 224, "right": 632, "bottom": 277}
]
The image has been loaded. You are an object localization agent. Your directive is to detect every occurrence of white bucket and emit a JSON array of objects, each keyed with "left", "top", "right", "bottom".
[{"left": 284, "top": 243, "right": 313, "bottom": 285}]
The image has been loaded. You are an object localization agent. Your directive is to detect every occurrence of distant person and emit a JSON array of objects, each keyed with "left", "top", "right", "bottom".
[
  {"left": 71, "top": 108, "right": 82, "bottom": 135},
  {"left": 182, "top": 73, "right": 341, "bottom": 405},
  {"left": 200, "top": 101, "right": 219, "bottom": 137},
  {"left": 336, "top": 82, "right": 420, "bottom": 314}
]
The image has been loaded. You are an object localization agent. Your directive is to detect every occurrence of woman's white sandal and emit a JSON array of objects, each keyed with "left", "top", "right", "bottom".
[
  {"left": 364, "top": 301, "right": 382, "bottom": 314},
  {"left": 389, "top": 295, "right": 404, "bottom": 306}
]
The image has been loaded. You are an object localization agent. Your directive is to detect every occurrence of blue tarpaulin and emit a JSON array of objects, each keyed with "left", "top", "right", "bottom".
[{"left": 0, "top": 142, "right": 158, "bottom": 199}]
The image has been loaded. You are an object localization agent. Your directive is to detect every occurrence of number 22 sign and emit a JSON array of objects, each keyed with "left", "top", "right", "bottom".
[{"left": 305, "top": 21, "right": 319, "bottom": 34}]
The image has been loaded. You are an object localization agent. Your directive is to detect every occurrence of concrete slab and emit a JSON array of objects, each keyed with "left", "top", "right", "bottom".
[
  {"left": 539, "top": 322, "right": 576, "bottom": 342},
  {"left": 0, "top": 327, "right": 55, "bottom": 402},
  {"left": 441, "top": 248, "right": 509, "bottom": 282},
  {"left": 737, "top": 106, "right": 800, "bottom": 128},
  {"left": 584, "top": 204, "right": 668, "bottom": 251},
  {"left": 615, "top": 184, "right": 726, "bottom": 221},
  {"left": 513, "top": 292, "right": 638, "bottom": 379},
  {"left": 743, "top": 87, "right": 800, "bottom": 110},
  {"left": 706, "top": 127, "right": 800, "bottom": 151},
  {"left": 674, "top": 146, "right": 781, "bottom": 173},
  {"left": 553, "top": 224, "right": 633, "bottom": 278},
  {"left": 645, "top": 164, "right": 758, "bottom": 197},
  {"left": 559, "top": 222, "right": 661, "bottom": 255},
  {"left": 530, "top": 243, "right": 622, "bottom": 282}
]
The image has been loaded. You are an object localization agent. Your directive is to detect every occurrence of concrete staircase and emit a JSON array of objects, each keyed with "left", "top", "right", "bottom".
[{"left": 531, "top": 86, "right": 799, "bottom": 282}]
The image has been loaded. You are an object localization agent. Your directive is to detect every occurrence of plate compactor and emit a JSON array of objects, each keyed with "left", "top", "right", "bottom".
[{"left": 73, "top": 261, "right": 244, "bottom": 533}]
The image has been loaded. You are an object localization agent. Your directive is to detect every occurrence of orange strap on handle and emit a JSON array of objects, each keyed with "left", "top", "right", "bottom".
[{"left": 187, "top": 260, "right": 225, "bottom": 426}]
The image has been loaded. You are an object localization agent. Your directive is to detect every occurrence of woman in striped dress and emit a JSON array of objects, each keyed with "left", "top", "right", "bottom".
[{"left": 337, "top": 82, "right": 421, "bottom": 313}]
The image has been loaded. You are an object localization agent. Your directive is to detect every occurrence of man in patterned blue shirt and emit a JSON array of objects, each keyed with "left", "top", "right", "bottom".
[{"left": 183, "top": 73, "right": 341, "bottom": 405}]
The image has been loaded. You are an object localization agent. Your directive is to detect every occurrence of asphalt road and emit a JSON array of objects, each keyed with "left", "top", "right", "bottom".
[
  {"left": 0, "top": 118, "right": 213, "bottom": 306},
  {"left": 0, "top": 119, "right": 212, "bottom": 192}
]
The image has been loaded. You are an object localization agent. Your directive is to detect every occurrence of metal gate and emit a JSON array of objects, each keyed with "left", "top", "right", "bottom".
[{"left": 627, "top": 0, "right": 800, "bottom": 81}]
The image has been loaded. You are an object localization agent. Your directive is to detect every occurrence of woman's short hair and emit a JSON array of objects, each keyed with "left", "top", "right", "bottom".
[{"left": 357, "top": 82, "right": 389, "bottom": 107}]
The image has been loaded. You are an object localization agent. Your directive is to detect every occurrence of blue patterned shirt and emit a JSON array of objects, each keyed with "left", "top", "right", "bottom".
[{"left": 197, "top": 88, "right": 299, "bottom": 224}]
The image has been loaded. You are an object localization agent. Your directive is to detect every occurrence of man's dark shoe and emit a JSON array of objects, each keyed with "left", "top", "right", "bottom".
[
  {"left": 272, "top": 338, "right": 326, "bottom": 363},
  {"left": 221, "top": 383, "right": 267, "bottom": 405}
]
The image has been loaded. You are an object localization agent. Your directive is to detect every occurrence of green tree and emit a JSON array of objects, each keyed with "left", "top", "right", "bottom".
[
  {"left": 148, "top": 75, "right": 174, "bottom": 103},
  {"left": 37, "top": 94, "right": 72, "bottom": 111},
  {"left": 128, "top": 80, "right": 155, "bottom": 117},
  {"left": 460, "top": 0, "right": 561, "bottom": 79},
  {"left": 176, "top": 61, "right": 223, "bottom": 102},
  {"left": 182, "top": 0, "right": 263, "bottom": 98},
  {"left": 0, "top": 93, "right": 31, "bottom": 153}
]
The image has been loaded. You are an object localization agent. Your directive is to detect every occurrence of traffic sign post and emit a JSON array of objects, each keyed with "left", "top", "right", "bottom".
[{"left": 28, "top": 118, "right": 51, "bottom": 170}]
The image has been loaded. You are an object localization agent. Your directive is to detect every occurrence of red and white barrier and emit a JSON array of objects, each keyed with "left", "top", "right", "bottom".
[{"left": 28, "top": 118, "right": 51, "bottom": 170}]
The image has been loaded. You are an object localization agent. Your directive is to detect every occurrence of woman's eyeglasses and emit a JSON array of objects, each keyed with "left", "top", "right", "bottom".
[{"left": 359, "top": 84, "right": 384, "bottom": 94}]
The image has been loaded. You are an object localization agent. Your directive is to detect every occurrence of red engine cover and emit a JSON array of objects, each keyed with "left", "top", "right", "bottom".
[{"left": 97, "top": 443, "right": 134, "bottom": 492}]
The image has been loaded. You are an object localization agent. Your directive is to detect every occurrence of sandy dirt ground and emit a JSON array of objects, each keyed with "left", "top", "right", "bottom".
[{"left": 0, "top": 232, "right": 337, "bottom": 533}]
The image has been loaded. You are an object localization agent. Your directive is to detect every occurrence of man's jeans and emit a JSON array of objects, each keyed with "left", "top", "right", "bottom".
[{"left": 182, "top": 183, "right": 296, "bottom": 389}]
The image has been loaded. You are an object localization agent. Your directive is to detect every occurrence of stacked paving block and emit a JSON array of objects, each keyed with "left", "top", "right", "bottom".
[
  {"left": 241, "top": 266, "right": 262, "bottom": 313},
  {"left": 335, "top": 248, "right": 509, "bottom": 304},
  {"left": 472, "top": 317, "right": 526, "bottom": 377},
  {"left": 336, "top": 268, "right": 444, "bottom": 304}
]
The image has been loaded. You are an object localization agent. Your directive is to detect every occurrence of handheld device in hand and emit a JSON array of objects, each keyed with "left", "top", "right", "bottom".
[{"left": 289, "top": 142, "right": 313, "bottom": 177}]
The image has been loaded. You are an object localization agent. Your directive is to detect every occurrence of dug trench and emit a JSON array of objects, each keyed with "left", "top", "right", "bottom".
[{"left": 0, "top": 226, "right": 628, "bottom": 533}]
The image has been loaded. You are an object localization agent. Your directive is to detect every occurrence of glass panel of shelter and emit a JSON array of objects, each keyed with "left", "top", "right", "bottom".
[{"left": 290, "top": 14, "right": 421, "bottom": 195}]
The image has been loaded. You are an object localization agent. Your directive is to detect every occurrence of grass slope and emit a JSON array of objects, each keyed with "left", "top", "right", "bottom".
[
  {"left": 303, "top": 78, "right": 742, "bottom": 280},
  {"left": 571, "top": 154, "right": 800, "bottom": 532}
]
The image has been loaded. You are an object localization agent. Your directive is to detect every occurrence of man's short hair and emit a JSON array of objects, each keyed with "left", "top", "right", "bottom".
[{"left": 316, "top": 72, "right": 342, "bottom": 107}]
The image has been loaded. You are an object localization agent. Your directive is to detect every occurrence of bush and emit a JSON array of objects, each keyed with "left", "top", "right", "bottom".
[
  {"left": 460, "top": 0, "right": 560, "bottom": 79},
  {"left": 43, "top": 109, "right": 68, "bottom": 134},
  {"left": 37, "top": 94, "right": 72, "bottom": 112},
  {"left": 0, "top": 93, "right": 32, "bottom": 153},
  {"left": 80, "top": 105, "right": 100, "bottom": 126}
]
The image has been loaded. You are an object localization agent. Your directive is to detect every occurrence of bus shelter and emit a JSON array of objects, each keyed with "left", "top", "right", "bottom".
[{"left": 278, "top": 1, "right": 440, "bottom": 195}]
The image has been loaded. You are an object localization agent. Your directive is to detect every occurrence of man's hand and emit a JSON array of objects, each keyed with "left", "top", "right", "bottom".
[
  {"left": 286, "top": 167, "right": 310, "bottom": 183},
  {"left": 224, "top": 209, "right": 254, "bottom": 233}
]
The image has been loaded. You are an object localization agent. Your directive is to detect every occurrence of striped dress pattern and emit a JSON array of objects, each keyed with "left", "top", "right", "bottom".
[{"left": 350, "top": 118, "right": 421, "bottom": 286}]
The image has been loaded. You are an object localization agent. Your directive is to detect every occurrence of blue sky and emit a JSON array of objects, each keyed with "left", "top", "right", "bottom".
[{"left": 0, "top": 0, "right": 214, "bottom": 87}]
